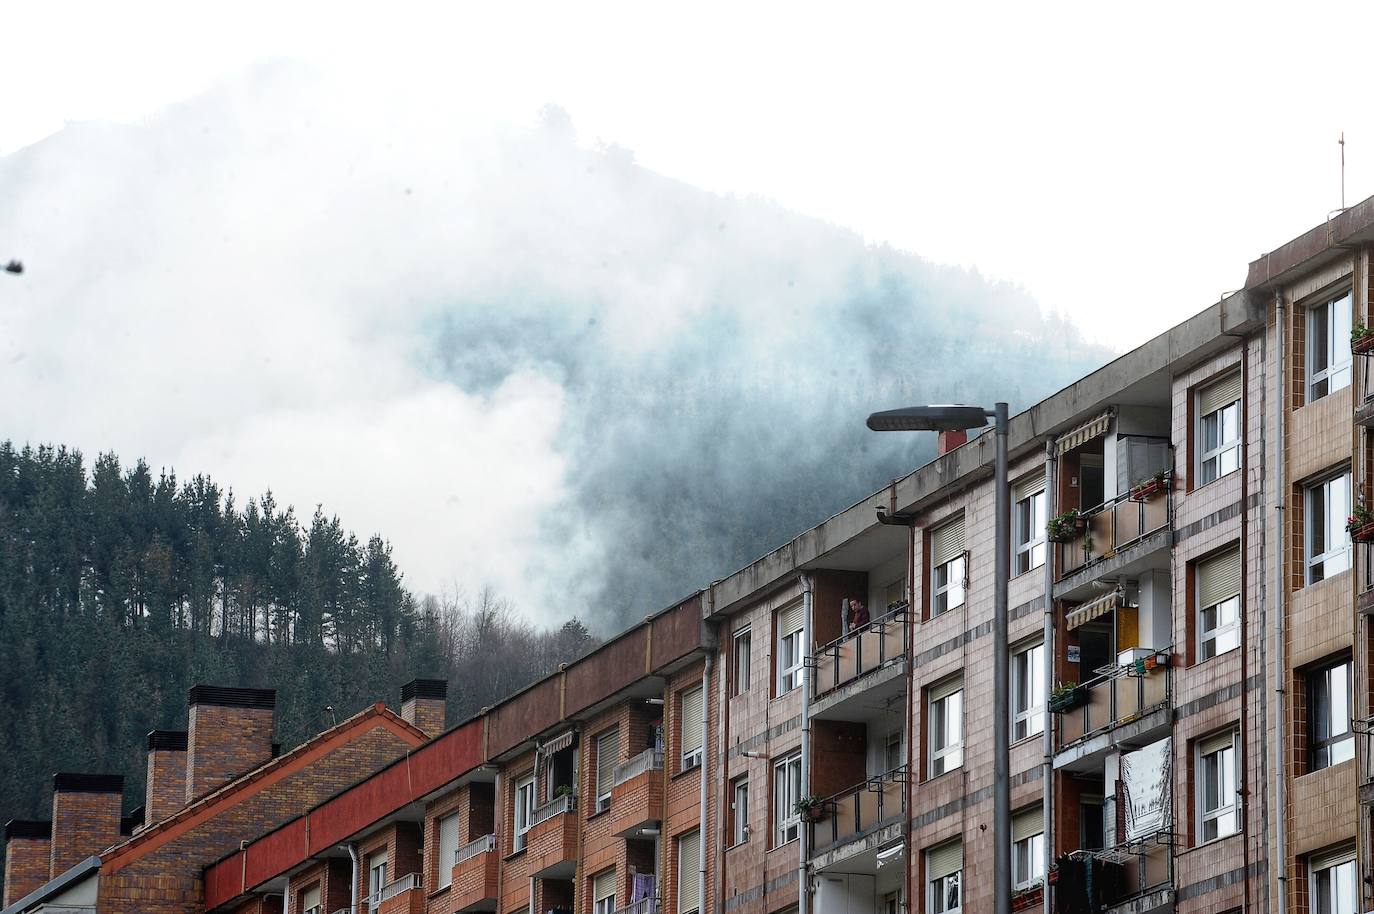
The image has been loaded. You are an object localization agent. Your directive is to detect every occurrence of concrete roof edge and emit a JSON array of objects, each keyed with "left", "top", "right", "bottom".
[{"left": 0, "top": 855, "right": 99, "bottom": 914}]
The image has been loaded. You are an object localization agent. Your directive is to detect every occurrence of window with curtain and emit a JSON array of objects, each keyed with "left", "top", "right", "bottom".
[
  {"left": 927, "top": 840, "right": 961, "bottom": 914},
  {"left": 1011, "top": 806, "right": 1045, "bottom": 889}
]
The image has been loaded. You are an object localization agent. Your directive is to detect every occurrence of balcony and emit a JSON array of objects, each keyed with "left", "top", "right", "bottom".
[
  {"left": 612, "top": 900, "right": 661, "bottom": 914},
  {"left": 450, "top": 834, "right": 499, "bottom": 912},
  {"left": 809, "top": 604, "right": 908, "bottom": 723},
  {"left": 1054, "top": 483, "right": 1172, "bottom": 600},
  {"left": 606, "top": 748, "right": 665, "bottom": 839},
  {"left": 369, "top": 874, "right": 422, "bottom": 914},
  {"left": 526, "top": 793, "right": 578, "bottom": 878},
  {"left": 1054, "top": 662, "right": 1171, "bottom": 771},
  {"left": 809, "top": 766, "right": 908, "bottom": 873},
  {"left": 1064, "top": 833, "right": 1175, "bottom": 914}
]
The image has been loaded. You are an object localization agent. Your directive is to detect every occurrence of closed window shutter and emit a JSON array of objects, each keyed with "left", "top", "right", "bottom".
[
  {"left": 681, "top": 687, "right": 704, "bottom": 753},
  {"left": 1014, "top": 476, "right": 1044, "bottom": 505},
  {"left": 1199, "top": 372, "right": 1242, "bottom": 416},
  {"left": 931, "top": 517, "right": 966, "bottom": 566},
  {"left": 302, "top": 885, "right": 321, "bottom": 910},
  {"left": 927, "top": 840, "right": 962, "bottom": 879},
  {"left": 1012, "top": 807, "right": 1042, "bottom": 843},
  {"left": 678, "top": 831, "right": 701, "bottom": 912},
  {"left": 929, "top": 676, "right": 963, "bottom": 703},
  {"left": 1197, "top": 548, "right": 1242, "bottom": 609},
  {"left": 597, "top": 729, "right": 620, "bottom": 794},
  {"left": 1198, "top": 730, "right": 1235, "bottom": 757},
  {"left": 438, "top": 814, "right": 460, "bottom": 885},
  {"left": 594, "top": 869, "right": 616, "bottom": 903},
  {"left": 1310, "top": 844, "right": 1356, "bottom": 873},
  {"left": 778, "top": 602, "right": 803, "bottom": 637}
]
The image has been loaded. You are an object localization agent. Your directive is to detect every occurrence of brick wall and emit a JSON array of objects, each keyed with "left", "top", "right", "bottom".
[
  {"left": 185, "top": 687, "right": 276, "bottom": 803},
  {"left": 145, "top": 730, "right": 188, "bottom": 825},
  {"left": 50, "top": 774, "right": 124, "bottom": 878},
  {"left": 400, "top": 679, "right": 447, "bottom": 739},
  {"left": 3, "top": 823, "right": 51, "bottom": 907}
]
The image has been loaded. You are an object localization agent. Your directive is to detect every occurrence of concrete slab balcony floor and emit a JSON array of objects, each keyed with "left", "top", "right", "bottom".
[{"left": 809, "top": 766, "right": 907, "bottom": 874}]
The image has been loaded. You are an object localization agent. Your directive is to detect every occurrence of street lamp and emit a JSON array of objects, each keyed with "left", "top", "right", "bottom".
[
  {"left": 868, "top": 402, "right": 1011, "bottom": 914},
  {"left": 3, "top": 260, "right": 21, "bottom": 274}
]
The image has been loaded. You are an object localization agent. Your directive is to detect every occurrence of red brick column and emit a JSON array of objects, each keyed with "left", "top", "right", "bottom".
[
  {"left": 145, "top": 730, "right": 188, "bottom": 824},
  {"left": 3, "top": 821, "right": 51, "bottom": 906},
  {"left": 50, "top": 773, "right": 123, "bottom": 878}
]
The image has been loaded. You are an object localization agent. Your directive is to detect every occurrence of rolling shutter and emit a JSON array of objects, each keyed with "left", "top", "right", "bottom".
[
  {"left": 1012, "top": 806, "right": 1043, "bottom": 843},
  {"left": 437, "top": 814, "right": 460, "bottom": 885},
  {"left": 594, "top": 869, "right": 616, "bottom": 904},
  {"left": 1310, "top": 844, "right": 1356, "bottom": 873},
  {"left": 1198, "top": 730, "right": 1235, "bottom": 757},
  {"left": 931, "top": 517, "right": 966, "bottom": 566},
  {"left": 681, "top": 687, "right": 704, "bottom": 754},
  {"left": 302, "top": 885, "right": 321, "bottom": 911},
  {"left": 929, "top": 676, "right": 962, "bottom": 703},
  {"left": 1199, "top": 373, "right": 1242, "bottom": 416},
  {"left": 927, "top": 840, "right": 962, "bottom": 879},
  {"left": 678, "top": 831, "right": 701, "bottom": 913},
  {"left": 1014, "top": 476, "right": 1044, "bottom": 505},
  {"left": 597, "top": 728, "right": 620, "bottom": 795},
  {"left": 1197, "top": 548, "right": 1242, "bottom": 609},
  {"left": 778, "top": 602, "right": 804, "bottom": 637}
]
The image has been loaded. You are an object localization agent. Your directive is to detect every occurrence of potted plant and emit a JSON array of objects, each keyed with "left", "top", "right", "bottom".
[
  {"left": 1048, "top": 681, "right": 1087, "bottom": 713},
  {"left": 554, "top": 784, "right": 575, "bottom": 799},
  {"left": 1348, "top": 505, "right": 1374, "bottom": 543},
  {"left": 1046, "top": 509, "right": 1086, "bottom": 543},
  {"left": 1353, "top": 322, "right": 1374, "bottom": 355},
  {"left": 794, "top": 796, "right": 828, "bottom": 823},
  {"left": 1129, "top": 469, "right": 1170, "bottom": 502}
]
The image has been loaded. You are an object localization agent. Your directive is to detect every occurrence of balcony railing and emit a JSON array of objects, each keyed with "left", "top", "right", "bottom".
[
  {"left": 454, "top": 832, "right": 496, "bottom": 866},
  {"left": 809, "top": 603, "right": 909, "bottom": 699},
  {"left": 809, "top": 765, "right": 908, "bottom": 854},
  {"left": 613, "top": 747, "right": 664, "bottom": 787},
  {"left": 613, "top": 899, "right": 661, "bottom": 914},
  {"left": 1067, "top": 827, "right": 1175, "bottom": 909},
  {"left": 1056, "top": 479, "right": 1172, "bottom": 581},
  {"left": 303, "top": 906, "right": 324, "bottom": 914},
  {"left": 368, "top": 873, "right": 419, "bottom": 908},
  {"left": 531, "top": 792, "right": 576, "bottom": 827},
  {"left": 1056, "top": 660, "right": 1170, "bottom": 749}
]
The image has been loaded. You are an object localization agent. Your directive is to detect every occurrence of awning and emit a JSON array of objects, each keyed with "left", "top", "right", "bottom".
[
  {"left": 1054, "top": 410, "right": 1113, "bottom": 455},
  {"left": 539, "top": 728, "right": 577, "bottom": 755},
  {"left": 1066, "top": 589, "right": 1122, "bottom": 630}
]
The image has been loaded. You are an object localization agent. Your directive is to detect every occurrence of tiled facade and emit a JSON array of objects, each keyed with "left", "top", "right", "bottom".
[{"left": 15, "top": 200, "right": 1374, "bottom": 914}]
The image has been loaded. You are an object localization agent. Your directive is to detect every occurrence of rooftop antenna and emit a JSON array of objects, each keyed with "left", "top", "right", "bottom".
[{"left": 1340, "top": 131, "right": 1346, "bottom": 210}]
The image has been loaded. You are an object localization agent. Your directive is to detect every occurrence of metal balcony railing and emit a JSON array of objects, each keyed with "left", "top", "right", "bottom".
[
  {"left": 367, "top": 873, "right": 419, "bottom": 908},
  {"left": 1066, "top": 826, "right": 1175, "bottom": 908},
  {"left": 531, "top": 792, "right": 576, "bottom": 827},
  {"left": 1056, "top": 477, "right": 1172, "bottom": 581},
  {"left": 612, "top": 898, "right": 661, "bottom": 914},
  {"left": 613, "top": 747, "right": 664, "bottom": 787},
  {"left": 809, "top": 765, "right": 908, "bottom": 854},
  {"left": 330, "top": 908, "right": 354, "bottom": 914},
  {"left": 454, "top": 832, "right": 497, "bottom": 866},
  {"left": 1055, "top": 660, "right": 1170, "bottom": 749},
  {"left": 809, "top": 602, "right": 909, "bottom": 699},
  {"left": 303, "top": 906, "right": 324, "bottom": 914}
]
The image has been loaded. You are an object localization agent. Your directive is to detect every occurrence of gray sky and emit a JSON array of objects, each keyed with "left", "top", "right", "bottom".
[{"left": 2, "top": 1, "right": 1370, "bottom": 622}]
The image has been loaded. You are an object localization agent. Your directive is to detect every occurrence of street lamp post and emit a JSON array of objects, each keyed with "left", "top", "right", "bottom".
[{"left": 867, "top": 403, "right": 1011, "bottom": 914}]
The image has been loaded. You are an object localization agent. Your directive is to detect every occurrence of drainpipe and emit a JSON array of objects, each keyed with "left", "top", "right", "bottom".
[
  {"left": 1273, "top": 288, "right": 1289, "bottom": 914},
  {"left": 699, "top": 620, "right": 718, "bottom": 914},
  {"left": 345, "top": 842, "right": 360, "bottom": 914},
  {"left": 799, "top": 574, "right": 814, "bottom": 914},
  {"left": 1041, "top": 440, "right": 1057, "bottom": 914}
]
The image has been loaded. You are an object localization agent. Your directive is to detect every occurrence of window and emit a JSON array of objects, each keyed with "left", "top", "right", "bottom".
[
  {"left": 927, "top": 840, "right": 961, "bottom": 914},
  {"left": 1308, "top": 291, "right": 1352, "bottom": 402},
  {"left": 1011, "top": 643, "right": 1045, "bottom": 742},
  {"left": 1013, "top": 480, "right": 1046, "bottom": 575},
  {"left": 513, "top": 773, "right": 535, "bottom": 852},
  {"left": 1307, "top": 472, "right": 1352, "bottom": 584},
  {"left": 930, "top": 517, "right": 966, "bottom": 616},
  {"left": 301, "top": 884, "right": 322, "bottom": 914},
  {"left": 1011, "top": 807, "right": 1045, "bottom": 889},
  {"left": 731, "top": 776, "right": 750, "bottom": 845},
  {"left": 928, "top": 677, "right": 963, "bottom": 778},
  {"left": 773, "top": 751, "right": 802, "bottom": 846},
  {"left": 883, "top": 576, "right": 907, "bottom": 610},
  {"left": 681, "top": 686, "right": 704, "bottom": 771},
  {"left": 677, "top": 830, "right": 701, "bottom": 914},
  {"left": 367, "top": 852, "right": 389, "bottom": 901},
  {"left": 776, "top": 603, "right": 804, "bottom": 694},
  {"left": 732, "top": 628, "right": 751, "bottom": 696},
  {"left": 884, "top": 730, "right": 903, "bottom": 772},
  {"left": 1197, "top": 372, "right": 1241, "bottom": 485},
  {"left": 593, "top": 869, "right": 616, "bottom": 914},
  {"left": 595, "top": 728, "right": 619, "bottom": 812},
  {"left": 1196, "top": 730, "right": 1238, "bottom": 842},
  {"left": 1310, "top": 848, "right": 1357, "bottom": 914},
  {"left": 436, "top": 813, "right": 460, "bottom": 888},
  {"left": 1196, "top": 547, "right": 1241, "bottom": 662},
  {"left": 1310, "top": 660, "right": 1354, "bottom": 770}
]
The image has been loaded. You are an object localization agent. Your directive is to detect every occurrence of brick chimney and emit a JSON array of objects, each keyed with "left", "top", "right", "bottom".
[
  {"left": 50, "top": 773, "right": 123, "bottom": 878},
  {"left": 4, "top": 820, "right": 51, "bottom": 907},
  {"left": 400, "top": 678, "right": 447, "bottom": 738},
  {"left": 937, "top": 429, "right": 968, "bottom": 455},
  {"left": 144, "top": 730, "right": 188, "bottom": 824},
  {"left": 185, "top": 686, "right": 276, "bottom": 803}
]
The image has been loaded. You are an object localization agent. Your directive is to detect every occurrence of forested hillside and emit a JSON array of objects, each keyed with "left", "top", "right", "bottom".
[{"left": 0, "top": 441, "right": 597, "bottom": 825}]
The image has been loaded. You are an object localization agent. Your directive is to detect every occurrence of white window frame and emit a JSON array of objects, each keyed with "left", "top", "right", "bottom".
[
  {"left": 1011, "top": 830, "right": 1045, "bottom": 890},
  {"left": 595, "top": 727, "right": 619, "bottom": 812},
  {"left": 436, "top": 812, "right": 460, "bottom": 888},
  {"left": 301, "top": 883, "right": 322, "bottom": 914},
  {"left": 513, "top": 773, "right": 535, "bottom": 852},
  {"left": 1306, "top": 472, "right": 1352, "bottom": 585},
  {"left": 367, "top": 853, "right": 388, "bottom": 904},
  {"left": 928, "top": 680, "right": 963, "bottom": 778},
  {"left": 1198, "top": 399, "right": 1241, "bottom": 485},
  {"left": 1013, "top": 488, "right": 1047, "bottom": 576},
  {"left": 1310, "top": 660, "right": 1355, "bottom": 771},
  {"left": 1011, "top": 642, "right": 1045, "bottom": 743},
  {"left": 1198, "top": 593, "right": 1239, "bottom": 662},
  {"left": 1310, "top": 849, "right": 1357, "bottom": 914},
  {"left": 680, "top": 686, "right": 704, "bottom": 771},
  {"left": 932, "top": 553, "right": 966, "bottom": 617},
  {"left": 731, "top": 776, "right": 750, "bottom": 845},
  {"left": 777, "top": 609, "right": 804, "bottom": 695},
  {"left": 593, "top": 868, "right": 616, "bottom": 914},
  {"left": 927, "top": 842, "right": 961, "bottom": 914},
  {"left": 773, "top": 751, "right": 802, "bottom": 847},
  {"left": 1307, "top": 290, "right": 1353, "bottom": 403},
  {"left": 732, "top": 627, "right": 751, "bottom": 696},
  {"left": 1196, "top": 730, "right": 1239, "bottom": 843}
]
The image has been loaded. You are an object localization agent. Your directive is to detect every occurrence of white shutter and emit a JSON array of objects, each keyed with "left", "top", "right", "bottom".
[
  {"left": 1014, "top": 476, "right": 1044, "bottom": 505},
  {"left": 927, "top": 840, "right": 962, "bottom": 879},
  {"left": 1198, "top": 730, "right": 1235, "bottom": 757},
  {"left": 302, "top": 885, "right": 321, "bottom": 911},
  {"left": 678, "top": 831, "right": 701, "bottom": 913},
  {"left": 597, "top": 728, "right": 620, "bottom": 795},
  {"left": 1310, "top": 844, "right": 1357, "bottom": 872},
  {"left": 1012, "top": 806, "right": 1043, "bottom": 842},
  {"left": 681, "top": 687, "right": 704, "bottom": 753},
  {"left": 594, "top": 869, "right": 616, "bottom": 903},
  {"left": 778, "top": 602, "right": 804, "bottom": 637},
  {"left": 931, "top": 517, "right": 966, "bottom": 566},
  {"left": 1197, "top": 548, "right": 1242, "bottom": 609},
  {"left": 1199, "top": 372, "right": 1242, "bottom": 416},
  {"left": 929, "top": 675, "right": 963, "bottom": 703},
  {"left": 437, "top": 814, "right": 460, "bottom": 885}
]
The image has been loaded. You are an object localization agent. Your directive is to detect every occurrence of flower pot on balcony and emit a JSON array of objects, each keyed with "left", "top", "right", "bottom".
[
  {"left": 1129, "top": 476, "right": 1168, "bottom": 502},
  {"left": 1046, "top": 512, "right": 1087, "bottom": 544},
  {"left": 1354, "top": 331, "right": 1374, "bottom": 355},
  {"left": 1351, "top": 521, "right": 1374, "bottom": 544},
  {"left": 1048, "top": 685, "right": 1087, "bottom": 713},
  {"left": 1011, "top": 887, "right": 1042, "bottom": 912}
]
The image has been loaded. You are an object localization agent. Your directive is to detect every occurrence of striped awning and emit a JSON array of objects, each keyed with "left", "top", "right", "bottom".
[
  {"left": 1054, "top": 410, "right": 1113, "bottom": 455},
  {"left": 539, "top": 728, "right": 577, "bottom": 755},
  {"left": 1066, "top": 589, "right": 1122, "bottom": 630}
]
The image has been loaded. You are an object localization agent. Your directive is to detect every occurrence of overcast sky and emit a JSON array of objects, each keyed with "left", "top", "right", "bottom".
[{"left": 2, "top": 2, "right": 1372, "bottom": 621}]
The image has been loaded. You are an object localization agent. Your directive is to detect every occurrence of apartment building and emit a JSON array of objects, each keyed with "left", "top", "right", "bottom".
[{"left": 10, "top": 197, "right": 1374, "bottom": 914}]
